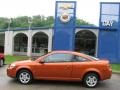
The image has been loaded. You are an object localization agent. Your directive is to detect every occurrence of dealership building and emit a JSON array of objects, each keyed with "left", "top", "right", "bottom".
[{"left": 0, "top": 2, "right": 120, "bottom": 63}]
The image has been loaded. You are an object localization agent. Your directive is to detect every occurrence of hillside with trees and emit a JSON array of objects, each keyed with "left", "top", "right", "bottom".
[{"left": 0, "top": 15, "right": 94, "bottom": 30}]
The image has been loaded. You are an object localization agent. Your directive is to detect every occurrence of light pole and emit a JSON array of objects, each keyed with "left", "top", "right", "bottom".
[
  {"left": 28, "top": 17, "right": 32, "bottom": 30},
  {"left": 7, "top": 18, "right": 12, "bottom": 31}
]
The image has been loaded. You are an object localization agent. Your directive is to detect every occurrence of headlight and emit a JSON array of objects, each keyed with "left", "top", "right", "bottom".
[{"left": 9, "top": 64, "right": 16, "bottom": 69}]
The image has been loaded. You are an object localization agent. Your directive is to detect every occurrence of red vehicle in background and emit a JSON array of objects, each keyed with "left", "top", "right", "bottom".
[{"left": 0, "top": 53, "right": 5, "bottom": 67}]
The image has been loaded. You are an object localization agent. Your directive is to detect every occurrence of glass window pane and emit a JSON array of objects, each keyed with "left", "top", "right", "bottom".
[
  {"left": 74, "top": 55, "right": 87, "bottom": 62},
  {"left": 44, "top": 53, "right": 73, "bottom": 62},
  {"left": 101, "top": 4, "right": 119, "bottom": 15}
]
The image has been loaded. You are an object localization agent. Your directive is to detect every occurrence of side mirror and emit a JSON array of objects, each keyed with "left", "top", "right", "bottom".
[{"left": 39, "top": 60, "right": 44, "bottom": 64}]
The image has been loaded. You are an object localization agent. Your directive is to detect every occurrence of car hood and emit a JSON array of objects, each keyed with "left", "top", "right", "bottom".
[{"left": 12, "top": 60, "right": 34, "bottom": 65}]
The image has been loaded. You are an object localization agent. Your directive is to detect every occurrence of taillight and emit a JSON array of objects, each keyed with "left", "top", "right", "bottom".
[
  {"left": 106, "top": 61, "right": 111, "bottom": 69},
  {"left": 107, "top": 64, "right": 111, "bottom": 68}
]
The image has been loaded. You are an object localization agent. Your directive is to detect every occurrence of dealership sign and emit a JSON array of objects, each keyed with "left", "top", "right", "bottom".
[
  {"left": 57, "top": 2, "right": 75, "bottom": 23},
  {"left": 53, "top": 1, "right": 76, "bottom": 50},
  {"left": 102, "top": 20, "right": 114, "bottom": 27}
]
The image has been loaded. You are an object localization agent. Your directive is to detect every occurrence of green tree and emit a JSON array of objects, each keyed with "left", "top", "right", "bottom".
[
  {"left": 11, "top": 16, "right": 29, "bottom": 28},
  {"left": 0, "top": 15, "right": 94, "bottom": 30},
  {"left": 32, "top": 15, "right": 46, "bottom": 27},
  {"left": 76, "top": 18, "right": 94, "bottom": 26},
  {"left": 0, "top": 17, "right": 9, "bottom": 29},
  {"left": 45, "top": 16, "right": 54, "bottom": 27}
]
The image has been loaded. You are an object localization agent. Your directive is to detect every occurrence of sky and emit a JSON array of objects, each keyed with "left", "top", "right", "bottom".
[{"left": 0, "top": 0, "right": 120, "bottom": 26}]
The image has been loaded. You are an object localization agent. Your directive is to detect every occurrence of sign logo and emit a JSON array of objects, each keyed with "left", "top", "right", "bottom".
[
  {"left": 60, "top": 12, "right": 71, "bottom": 23},
  {"left": 102, "top": 20, "right": 114, "bottom": 27},
  {"left": 58, "top": 3, "right": 74, "bottom": 23},
  {"left": 59, "top": 3, "right": 73, "bottom": 9}
]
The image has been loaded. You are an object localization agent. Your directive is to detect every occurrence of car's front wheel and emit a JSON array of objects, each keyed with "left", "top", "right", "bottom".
[
  {"left": 0, "top": 59, "right": 4, "bottom": 67},
  {"left": 17, "top": 70, "right": 33, "bottom": 84},
  {"left": 82, "top": 73, "right": 99, "bottom": 88}
]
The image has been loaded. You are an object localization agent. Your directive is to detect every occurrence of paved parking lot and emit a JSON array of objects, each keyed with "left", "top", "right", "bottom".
[{"left": 0, "top": 65, "right": 120, "bottom": 90}]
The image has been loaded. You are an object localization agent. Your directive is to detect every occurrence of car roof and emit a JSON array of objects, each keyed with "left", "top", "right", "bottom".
[
  {"left": 50, "top": 50, "right": 78, "bottom": 54},
  {"left": 51, "top": 50, "right": 84, "bottom": 55}
]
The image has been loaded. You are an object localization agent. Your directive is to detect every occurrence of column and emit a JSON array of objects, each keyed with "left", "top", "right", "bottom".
[
  {"left": 4, "top": 31, "right": 14, "bottom": 55},
  {"left": 27, "top": 30, "right": 32, "bottom": 57},
  {"left": 48, "top": 29, "right": 53, "bottom": 52}
]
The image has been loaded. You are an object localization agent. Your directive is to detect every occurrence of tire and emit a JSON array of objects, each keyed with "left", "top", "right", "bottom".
[
  {"left": 0, "top": 59, "right": 4, "bottom": 67},
  {"left": 17, "top": 70, "right": 33, "bottom": 84},
  {"left": 82, "top": 73, "right": 99, "bottom": 88}
]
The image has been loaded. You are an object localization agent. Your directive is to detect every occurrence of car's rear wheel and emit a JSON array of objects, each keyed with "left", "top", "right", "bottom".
[
  {"left": 17, "top": 70, "right": 33, "bottom": 84},
  {"left": 82, "top": 73, "right": 99, "bottom": 88},
  {"left": 0, "top": 59, "right": 4, "bottom": 67}
]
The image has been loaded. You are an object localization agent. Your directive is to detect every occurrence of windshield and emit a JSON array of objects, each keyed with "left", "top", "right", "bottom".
[
  {"left": 31, "top": 57, "right": 39, "bottom": 61},
  {"left": 31, "top": 53, "right": 47, "bottom": 61}
]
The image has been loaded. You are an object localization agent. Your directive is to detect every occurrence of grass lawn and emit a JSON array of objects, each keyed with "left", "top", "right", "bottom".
[
  {"left": 111, "top": 64, "right": 120, "bottom": 73},
  {"left": 5, "top": 55, "right": 29, "bottom": 64}
]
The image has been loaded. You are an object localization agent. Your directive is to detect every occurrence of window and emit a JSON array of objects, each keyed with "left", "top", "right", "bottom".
[
  {"left": 44, "top": 53, "right": 73, "bottom": 63},
  {"left": 86, "top": 55, "right": 99, "bottom": 61},
  {"left": 74, "top": 55, "right": 88, "bottom": 62}
]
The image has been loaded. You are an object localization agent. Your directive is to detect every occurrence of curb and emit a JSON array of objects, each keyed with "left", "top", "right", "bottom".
[{"left": 112, "top": 72, "right": 120, "bottom": 74}]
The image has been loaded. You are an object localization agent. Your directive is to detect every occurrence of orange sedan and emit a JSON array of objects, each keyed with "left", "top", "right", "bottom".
[{"left": 7, "top": 51, "right": 112, "bottom": 88}]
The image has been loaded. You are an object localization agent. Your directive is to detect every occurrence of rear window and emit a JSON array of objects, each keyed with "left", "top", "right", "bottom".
[{"left": 86, "top": 55, "right": 99, "bottom": 60}]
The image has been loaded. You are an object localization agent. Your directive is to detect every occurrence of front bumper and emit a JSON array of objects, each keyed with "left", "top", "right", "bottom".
[{"left": 7, "top": 66, "right": 16, "bottom": 78}]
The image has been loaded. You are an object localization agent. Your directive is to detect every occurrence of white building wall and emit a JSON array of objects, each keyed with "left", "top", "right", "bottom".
[
  {"left": 4, "top": 29, "right": 53, "bottom": 56},
  {"left": 4, "top": 28, "right": 98, "bottom": 56},
  {"left": 4, "top": 31, "right": 14, "bottom": 55}
]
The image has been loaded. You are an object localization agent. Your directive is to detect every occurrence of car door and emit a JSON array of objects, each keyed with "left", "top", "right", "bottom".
[
  {"left": 36, "top": 53, "right": 73, "bottom": 79},
  {"left": 72, "top": 55, "right": 91, "bottom": 80}
]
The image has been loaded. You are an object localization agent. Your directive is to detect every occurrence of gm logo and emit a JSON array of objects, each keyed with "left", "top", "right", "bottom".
[{"left": 57, "top": 2, "right": 75, "bottom": 23}]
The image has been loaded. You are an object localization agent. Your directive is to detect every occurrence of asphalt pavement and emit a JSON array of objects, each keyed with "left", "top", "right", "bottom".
[{"left": 0, "top": 65, "right": 120, "bottom": 90}]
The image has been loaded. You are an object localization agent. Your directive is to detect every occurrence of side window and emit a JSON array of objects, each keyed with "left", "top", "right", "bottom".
[
  {"left": 44, "top": 53, "right": 73, "bottom": 63},
  {"left": 74, "top": 55, "right": 88, "bottom": 62}
]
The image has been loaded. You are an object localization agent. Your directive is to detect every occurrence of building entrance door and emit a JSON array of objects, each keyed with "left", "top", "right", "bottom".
[{"left": 75, "top": 30, "right": 96, "bottom": 56}]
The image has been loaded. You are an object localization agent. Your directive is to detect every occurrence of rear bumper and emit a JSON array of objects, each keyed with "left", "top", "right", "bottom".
[{"left": 101, "top": 68, "right": 112, "bottom": 80}]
